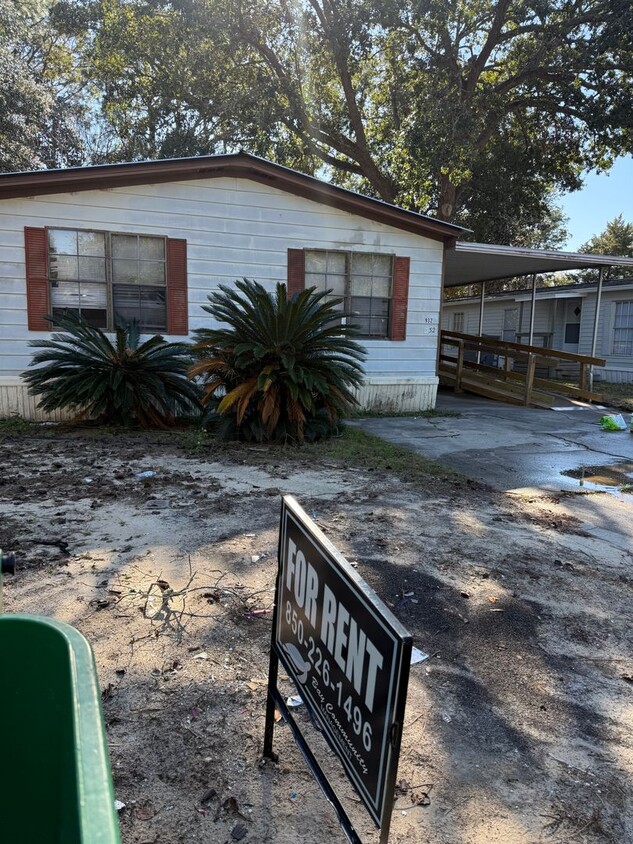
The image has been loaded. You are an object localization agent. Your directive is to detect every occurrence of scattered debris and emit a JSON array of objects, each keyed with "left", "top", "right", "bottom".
[
  {"left": 600, "top": 414, "right": 627, "bottom": 431},
  {"left": 114, "top": 800, "right": 126, "bottom": 812},
  {"left": 135, "top": 470, "right": 156, "bottom": 479},
  {"left": 200, "top": 787, "right": 217, "bottom": 804},
  {"left": 286, "top": 694, "right": 303, "bottom": 708},
  {"left": 411, "top": 647, "right": 429, "bottom": 665},
  {"left": 145, "top": 499, "right": 170, "bottom": 509},
  {"left": 231, "top": 823, "right": 248, "bottom": 841}
]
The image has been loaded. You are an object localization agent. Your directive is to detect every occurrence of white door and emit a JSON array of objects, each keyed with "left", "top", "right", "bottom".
[{"left": 563, "top": 299, "right": 582, "bottom": 352}]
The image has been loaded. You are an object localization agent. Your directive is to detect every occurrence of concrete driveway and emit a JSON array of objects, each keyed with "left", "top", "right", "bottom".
[
  {"left": 355, "top": 390, "right": 633, "bottom": 493},
  {"left": 353, "top": 390, "right": 633, "bottom": 550}
]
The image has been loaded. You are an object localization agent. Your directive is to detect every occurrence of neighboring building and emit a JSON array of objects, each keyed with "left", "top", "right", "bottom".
[
  {"left": 0, "top": 152, "right": 464, "bottom": 419},
  {"left": 442, "top": 279, "right": 633, "bottom": 382}
]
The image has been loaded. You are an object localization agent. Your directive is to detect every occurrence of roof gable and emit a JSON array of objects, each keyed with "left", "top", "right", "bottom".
[{"left": 0, "top": 151, "right": 463, "bottom": 244}]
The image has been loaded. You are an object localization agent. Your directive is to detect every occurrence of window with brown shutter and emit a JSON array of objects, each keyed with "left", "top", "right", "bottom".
[
  {"left": 166, "top": 238, "right": 188, "bottom": 335},
  {"left": 287, "top": 248, "right": 305, "bottom": 298},
  {"left": 25, "top": 226, "right": 188, "bottom": 334},
  {"left": 24, "top": 227, "right": 51, "bottom": 331},
  {"left": 389, "top": 256, "right": 410, "bottom": 341},
  {"left": 299, "top": 248, "right": 410, "bottom": 340}
]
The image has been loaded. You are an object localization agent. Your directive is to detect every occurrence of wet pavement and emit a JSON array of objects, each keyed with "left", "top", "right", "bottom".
[
  {"left": 354, "top": 389, "right": 633, "bottom": 569},
  {"left": 353, "top": 390, "right": 633, "bottom": 494}
]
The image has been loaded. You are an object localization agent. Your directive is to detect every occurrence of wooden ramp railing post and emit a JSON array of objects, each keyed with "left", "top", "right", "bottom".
[
  {"left": 579, "top": 362, "right": 588, "bottom": 394},
  {"left": 438, "top": 330, "right": 606, "bottom": 407},
  {"left": 455, "top": 339, "right": 465, "bottom": 393},
  {"left": 524, "top": 354, "right": 536, "bottom": 406}
]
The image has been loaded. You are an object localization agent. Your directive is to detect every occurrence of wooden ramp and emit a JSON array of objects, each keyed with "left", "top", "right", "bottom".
[{"left": 439, "top": 331, "right": 605, "bottom": 408}]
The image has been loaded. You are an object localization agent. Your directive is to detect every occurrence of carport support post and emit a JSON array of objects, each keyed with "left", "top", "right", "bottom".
[
  {"left": 588, "top": 266, "right": 606, "bottom": 393},
  {"left": 528, "top": 273, "right": 537, "bottom": 346},
  {"left": 477, "top": 281, "right": 485, "bottom": 364}
]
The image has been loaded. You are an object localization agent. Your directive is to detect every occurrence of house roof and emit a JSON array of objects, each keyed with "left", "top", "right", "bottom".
[
  {"left": 444, "top": 276, "right": 633, "bottom": 305},
  {"left": 444, "top": 241, "right": 633, "bottom": 287},
  {"left": 0, "top": 151, "right": 465, "bottom": 244}
]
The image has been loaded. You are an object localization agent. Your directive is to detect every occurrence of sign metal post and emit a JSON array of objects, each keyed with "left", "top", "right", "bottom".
[{"left": 264, "top": 496, "right": 412, "bottom": 844}]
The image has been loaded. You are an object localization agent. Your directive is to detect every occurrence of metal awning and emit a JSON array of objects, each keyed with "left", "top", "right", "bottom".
[{"left": 444, "top": 241, "right": 633, "bottom": 287}]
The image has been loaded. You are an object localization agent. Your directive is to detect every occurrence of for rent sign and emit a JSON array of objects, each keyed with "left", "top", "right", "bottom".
[{"left": 266, "top": 496, "right": 412, "bottom": 839}]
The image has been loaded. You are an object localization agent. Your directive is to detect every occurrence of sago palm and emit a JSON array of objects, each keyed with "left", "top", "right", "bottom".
[
  {"left": 190, "top": 279, "right": 366, "bottom": 442},
  {"left": 23, "top": 312, "right": 200, "bottom": 427}
]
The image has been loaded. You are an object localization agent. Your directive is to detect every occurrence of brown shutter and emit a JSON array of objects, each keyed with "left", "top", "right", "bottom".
[
  {"left": 24, "top": 227, "right": 50, "bottom": 331},
  {"left": 166, "top": 237, "right": 188, "bottom": 335},
  {"left": 287, "top": 248, "right": 305, "bottom": 299},
  {"left": 389, "top": 255, "right": 410, "bottom": 341}
]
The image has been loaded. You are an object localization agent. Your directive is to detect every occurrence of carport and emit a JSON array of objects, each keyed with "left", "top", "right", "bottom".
[{"left": 440, "top": 243, "right": 633, "bottom": 401}]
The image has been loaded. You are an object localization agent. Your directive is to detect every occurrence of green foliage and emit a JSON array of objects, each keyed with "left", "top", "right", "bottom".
[
  {"left": 0, "top": 0, "right": 87, "bottom": 172},
  {"left": 23, "top": 312, "right": 200, "bottom": 428},
  {"left": 0, "top": 415, "right": 34, "bottom": 433},
  {"left": 190, "top": 279, "right": 366, "bottom": 443},
  {"left": 54, "top": 0, "right": 632, "bottom": 241},
  {"left": 579, "top": 216, "right": 633, "bottom": 280},
  {"left": 179, "top": 426, "right": 208, "bottom": 454},
  {"left": 304, "top": 425, "right": 456, "bottom": 484}
]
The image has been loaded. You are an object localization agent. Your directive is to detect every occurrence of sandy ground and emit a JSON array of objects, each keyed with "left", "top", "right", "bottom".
[{"left": 1, "top": 427, "right": 632, "bottom": 844}]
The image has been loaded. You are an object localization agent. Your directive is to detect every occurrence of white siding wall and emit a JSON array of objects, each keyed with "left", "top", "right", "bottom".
[
  {"left": 443, "top": 298, "right": 552, "bottom": 340},
  {"left": 581, "top": 290, "right": 633, "bottom": 383},
  {"left": 0, "top": 176, "right": 444, "bottom": 416}
]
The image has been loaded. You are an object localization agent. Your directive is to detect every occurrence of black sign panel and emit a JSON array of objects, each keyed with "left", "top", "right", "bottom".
[{"left": 273, "top": 496, "right": 412, "bottom": 830}]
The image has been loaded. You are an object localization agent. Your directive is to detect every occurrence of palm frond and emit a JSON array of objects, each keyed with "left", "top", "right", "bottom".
[
  {"left": 23, "top": 312, "right": 200, "bottom": 428},
  {"left": 190, "top": 279, "right": 366, "bottom": 442}
]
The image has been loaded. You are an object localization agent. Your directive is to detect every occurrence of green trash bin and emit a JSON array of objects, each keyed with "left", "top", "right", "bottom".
[{"left": 0, "top": 613, "right": 122, "bottom": 843}]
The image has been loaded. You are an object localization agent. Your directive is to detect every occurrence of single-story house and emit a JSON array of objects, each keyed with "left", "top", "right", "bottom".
[
  {"left": 2, "top": 152, "right": 633, "bottom": 419},
  {"left": 442, "top": 277, "right": 633, "bottom": 383},
  {"left": 0, "top": 152, "right": 466, "bottom": 420}
]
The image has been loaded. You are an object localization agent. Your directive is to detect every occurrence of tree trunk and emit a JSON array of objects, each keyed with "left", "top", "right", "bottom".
[{"left": 437, "top": 173, "right": 457, "bottom": 221}]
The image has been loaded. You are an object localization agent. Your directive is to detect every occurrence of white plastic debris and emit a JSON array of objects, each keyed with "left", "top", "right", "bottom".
[
  {"left": 251, "top": 554, "right": 261, "bottom": 563},
  {"left": 114, "top": 800, "right": 126, "bottom": 812},
  {"left": 411, "top": 647, "right": 430, "bottom": 665},
  {"left": 192, "top": 652, "right": 209, "bottom": 660},
  {"left": 83, "top": 477, "right": 93, "bottom": 484},
  {"left": 286, "top": 695, "right": 303, "bottom": 708},
  {"left": 135, "top": 470, "right": 156, "bottom": 479}
]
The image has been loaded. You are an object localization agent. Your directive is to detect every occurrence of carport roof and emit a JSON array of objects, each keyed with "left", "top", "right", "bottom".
[{"left": 444, "top": 241, "right": 633, "bottom": 287}]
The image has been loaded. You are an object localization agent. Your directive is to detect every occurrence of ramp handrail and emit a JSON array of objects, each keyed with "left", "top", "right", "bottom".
[{"left": 439, "top": 330, "right": 606, "bottom": 406}]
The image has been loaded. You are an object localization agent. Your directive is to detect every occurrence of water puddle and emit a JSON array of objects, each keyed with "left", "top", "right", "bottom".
[{"left": 562, "top": 463, "right": 633, "bottom": 494}]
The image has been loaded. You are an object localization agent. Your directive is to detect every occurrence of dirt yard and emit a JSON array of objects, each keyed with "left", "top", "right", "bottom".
[{"left": 1, "top": 424, "right": 631, "bottom": 844}]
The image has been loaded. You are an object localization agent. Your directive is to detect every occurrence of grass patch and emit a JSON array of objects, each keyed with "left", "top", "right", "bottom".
[
  {"left": 299, "top": 425, "right": 456, "bottom": 484},
  {"left": 0, "top": 417, "right": 457, "bottom": 489},
  {"left": 0, "top": 416, "right": 35, "bottom": 434},
  {"left": 554, "top": 380, "right": 633, "bottom": 413},
  {"left": 352, "top": 407, "right": 460, "bottom": 419},
  {"left": 595, "top": 382, "right": 633, "bottom": 413}
]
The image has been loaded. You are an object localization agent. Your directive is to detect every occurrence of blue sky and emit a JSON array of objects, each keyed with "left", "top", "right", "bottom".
[{"left": 559, "top": 156, "right": 633, "bottom": 251}]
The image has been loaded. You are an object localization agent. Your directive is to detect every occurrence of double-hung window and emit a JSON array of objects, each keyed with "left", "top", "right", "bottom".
[
  {"left": 613, "top": 301, "right": 633, "bottom": 355},
  {"left": 304, "top": 250, "right": 393, "bottom": 339},
  {"left": 48, "top": 228, "right": 167, "bottom": 331}
]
